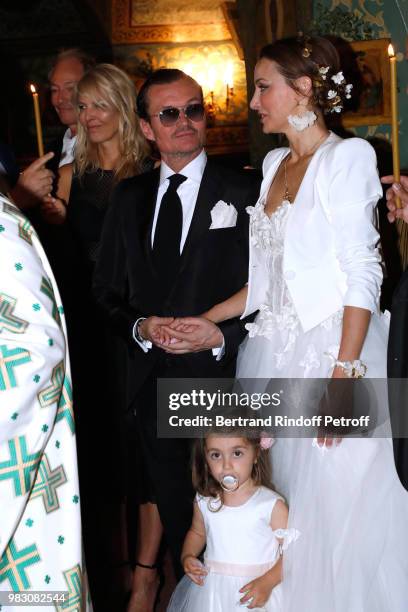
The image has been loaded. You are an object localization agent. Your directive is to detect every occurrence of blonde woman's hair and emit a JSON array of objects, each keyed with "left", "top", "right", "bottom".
[{"left": 74, "top": 63, "right": 149, "bottom": 181}]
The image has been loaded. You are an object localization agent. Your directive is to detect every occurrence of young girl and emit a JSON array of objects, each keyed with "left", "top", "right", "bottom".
[{"left": 167, "top": 432, "right": 299, "bottom": 611}]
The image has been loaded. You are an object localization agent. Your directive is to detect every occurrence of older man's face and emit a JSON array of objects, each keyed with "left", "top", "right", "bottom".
[{"left": 50, "top": 57, "right": 85, "bottom": 130}]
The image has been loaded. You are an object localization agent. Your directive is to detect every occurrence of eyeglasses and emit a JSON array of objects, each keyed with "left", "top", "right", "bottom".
[{"left": 151, "top": 103, "right": 205, "bottom": 126}]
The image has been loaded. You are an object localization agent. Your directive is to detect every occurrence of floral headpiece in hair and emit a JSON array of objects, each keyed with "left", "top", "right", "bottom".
[
  {"left": 318, "top": 67, "right": 353, "bottom": 113},
  {"left": 297, "top": 33, "right": 353, "bottom": 114}
]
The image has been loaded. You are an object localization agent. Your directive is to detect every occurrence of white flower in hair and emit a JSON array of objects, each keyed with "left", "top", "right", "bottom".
[
  {"left": 333, "top": 105, "right": 342, "bottom": 113},
  {"left": 327, "top": 90, "right": 337, "bottom": 99},
  {"left": 345, "top": 83, "right": 353, "bottom": 99},
  {"left": 319, "top": 66, "right": 330, "bottom": 80},
  {"left": 331, "top": 71, "right": 345, "bottom": 84}
]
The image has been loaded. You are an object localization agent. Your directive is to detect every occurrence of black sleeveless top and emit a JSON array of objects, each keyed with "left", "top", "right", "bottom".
[{"left": 67, "top": 168, "right": 115, "bottom": 269}]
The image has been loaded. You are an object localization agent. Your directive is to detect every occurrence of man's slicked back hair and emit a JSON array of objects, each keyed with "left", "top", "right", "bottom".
[{"left": 136, "top": 68, "right": 203, "bottom": 120}]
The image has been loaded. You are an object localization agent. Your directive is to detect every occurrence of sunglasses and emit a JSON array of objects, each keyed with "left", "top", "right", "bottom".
[{"left": 152, "top": 103, "right": 205, "bottom": 126}]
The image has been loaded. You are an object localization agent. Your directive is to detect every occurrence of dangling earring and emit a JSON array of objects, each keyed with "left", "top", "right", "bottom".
[{"left": 288, "top": 103, "right": 317, "bottom": 132}]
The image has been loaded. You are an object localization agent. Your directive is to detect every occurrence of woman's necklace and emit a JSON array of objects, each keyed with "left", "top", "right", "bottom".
[
  {"left": 283, "top": 131, "right": 329, "bottom": 204},
  {"left": 283, "top": 156, "right": 291, "bottom": 203}
]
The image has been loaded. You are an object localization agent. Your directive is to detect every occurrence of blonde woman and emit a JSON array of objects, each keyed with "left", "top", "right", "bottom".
[
  {"left": 42, "top": 62, "right": 149, "bottom": 228},
  {"left": 42, "top": 63, "right": 150, "bottom": 610}
]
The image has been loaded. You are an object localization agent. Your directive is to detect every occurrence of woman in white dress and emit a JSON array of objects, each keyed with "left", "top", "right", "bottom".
[{"left": 165, "top": 35, "right": 408, "bottom": 611}]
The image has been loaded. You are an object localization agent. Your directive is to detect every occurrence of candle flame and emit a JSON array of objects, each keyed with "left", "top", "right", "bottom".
[
  {"left": 388, "top": 44, "right": 395, "bottom": 58},
  {"left": 30, "top": 84, "right": 37, "bottom": 94},
  {"left": 224, "top": 61, "right": 234, "bottom": 88}
]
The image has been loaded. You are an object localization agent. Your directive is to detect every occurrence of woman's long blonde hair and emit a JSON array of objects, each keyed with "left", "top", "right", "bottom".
[{"left": 74, "top": 63, "right": 149, "bottom": 181}]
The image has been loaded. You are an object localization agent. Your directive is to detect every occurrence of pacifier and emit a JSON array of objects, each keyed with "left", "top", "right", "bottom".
[{"left": 220, "top": 474, "right": 239, "bottom": 492}]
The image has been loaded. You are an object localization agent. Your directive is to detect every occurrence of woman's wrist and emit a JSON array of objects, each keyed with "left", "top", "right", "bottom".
[{"left": 330, "top": 356, "right": 367, "bottom": 378}]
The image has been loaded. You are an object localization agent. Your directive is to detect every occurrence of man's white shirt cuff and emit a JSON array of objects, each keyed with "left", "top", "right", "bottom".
[
  {"left": 212, "top": 337, "right": 225, "bottom": 361},
  {"left": 133, "top": 317, "right": 152, "bottom": 352}
]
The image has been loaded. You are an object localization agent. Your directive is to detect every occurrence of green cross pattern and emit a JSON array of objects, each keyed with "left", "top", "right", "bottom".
[
  {"left": 0, "top": 344, "right": 31, "bottom": 390},
  {"left": 37, "top": 361, "right": 65, "bottom": 409},
  {"left": 31, "top": 453, "right": 67, "bottom": 513},
  {"left": 0, "top": 295, "right": 29, "bottom": 335},
  {"left": 38, "top": 362, "right": 75, "bottom": 434},
  {"left": 56, "top": 565, "right": 82, "bottom": 611},
  {"left": 0, "top": 538, "right": 40, "bottom": 591},
  {"left": 3, "top": 202, "right": 34, "bottom": 244},
  {"left": 40, "top": 277, "right": 61, "bottom": 327},
  {"left": 0, "top": 436, "right": 41, "bottom": 496},
  {"left": 56, "top": 374, "right": 74, "bottom": 434}
]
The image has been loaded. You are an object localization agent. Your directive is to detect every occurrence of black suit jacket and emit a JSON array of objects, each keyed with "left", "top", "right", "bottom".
[
  {"left": 387, "top": 269, "right": 408, "bottom": 490},
  {"left": 388, "top": 269, "right": 408, "bottom": 378},
  {"left": 94, "top": 159, "right": 261, "bottom": 405}
]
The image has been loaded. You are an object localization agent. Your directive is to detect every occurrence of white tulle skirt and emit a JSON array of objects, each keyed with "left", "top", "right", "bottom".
[
  {"left": 168, "top": 572, "right": 283, "bottom": 611},
  {"left": 236, "top": 311, "right": 408, "bottom": 611}
]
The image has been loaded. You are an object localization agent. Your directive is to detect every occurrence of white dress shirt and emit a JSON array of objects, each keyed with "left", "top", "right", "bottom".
[
  {"left": 133, "top": 149, "right": 224, "bottom": 358},
  {"left": 151, "top": 149, "right": 207, "bottom": 250},
  {"left": 59, "top": 128, "right": 77, "bottom": 167}
]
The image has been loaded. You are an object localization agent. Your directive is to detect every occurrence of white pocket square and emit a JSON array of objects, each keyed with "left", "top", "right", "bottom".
[{"left": 209, "top": 200, "right": 238, "bottom": 229}]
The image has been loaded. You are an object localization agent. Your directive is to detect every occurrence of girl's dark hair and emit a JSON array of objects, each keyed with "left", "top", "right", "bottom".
[
  {"left": 192, "top": 432, "right": 273, "bottom": 512},
  {"left": 260, "top": 35, "right": 347, "bottom": 114}
]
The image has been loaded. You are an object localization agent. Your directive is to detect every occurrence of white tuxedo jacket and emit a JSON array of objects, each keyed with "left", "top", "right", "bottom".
[{"left": 242, "top": 133, "right": 383, "bottom": 332}]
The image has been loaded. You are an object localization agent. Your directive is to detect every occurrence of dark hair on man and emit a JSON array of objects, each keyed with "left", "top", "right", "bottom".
[
  {"left": 48, "top": 48, "right": 96, "bottom": 81},
  {"left": 136, "top": 68, "right": 203, "bottom": 120}
]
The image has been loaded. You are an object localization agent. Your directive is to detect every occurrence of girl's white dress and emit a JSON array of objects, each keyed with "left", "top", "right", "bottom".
[
  {"left": 236, "top": 136, "right": 408, "bottom": 611},
  {"left": 167, "top": 486, "right": 298, "bottom": 611}
]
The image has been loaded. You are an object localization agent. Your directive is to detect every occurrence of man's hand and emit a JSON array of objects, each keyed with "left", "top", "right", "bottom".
[
  {"left": 11, "top": 152, "right": 55, "bottom": 208},
  {"left": 139, "top": 316, "right": 175, "bottom": 345},
  {"left": 381, "top": 175, "right": 408, "bottom": 224},
  {"left": 157, "top": 317, "right": 224, "bottom": 354}
]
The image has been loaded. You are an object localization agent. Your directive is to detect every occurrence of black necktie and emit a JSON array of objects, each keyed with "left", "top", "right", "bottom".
[{"left": 153, "top": 173, "right": 187, "bottom": 291}]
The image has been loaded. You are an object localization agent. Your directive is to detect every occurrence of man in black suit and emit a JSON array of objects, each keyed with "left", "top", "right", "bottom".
[
  {"left": 382, "top": 174, "right": 408, "bottom": 491},
  {"left": 94, "top": 69, "right": 259, "bottom": 608}
]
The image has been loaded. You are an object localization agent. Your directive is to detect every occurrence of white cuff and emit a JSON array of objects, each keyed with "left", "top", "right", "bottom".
[
  {"left": 133, "top": 317, "right": 152, "bottom": 353},
  {"left": 212, "top": 336, "right": 225, "bottom": 361}
]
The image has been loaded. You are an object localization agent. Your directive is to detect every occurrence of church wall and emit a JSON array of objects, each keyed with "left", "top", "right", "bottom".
[{"left": 312, "top": 0, "right": 408, "bottom": 168}]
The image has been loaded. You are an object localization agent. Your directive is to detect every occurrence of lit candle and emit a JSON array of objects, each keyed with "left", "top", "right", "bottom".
[
  {"left": 388, "top": 44, "right": 401, "bottom": 208},
  {"left": 224, "top": 62, "right": 234, "bottom": 111},
  {"left": 208, "top": 67, "right": 216, "bottom": 96},
  {"left": 224, "top": 61, "right": 234, "bottom": 89},
  {"left": 30, "top": 84, "right": 44, "bottom": 157}
]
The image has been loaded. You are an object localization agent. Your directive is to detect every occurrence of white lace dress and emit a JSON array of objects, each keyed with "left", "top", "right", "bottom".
[
  {"left": 236, "top": 199, "right": 408, "bottom": 610},
  {"left": 238, "top": 197, "right": 386, "bottom": 380}
]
